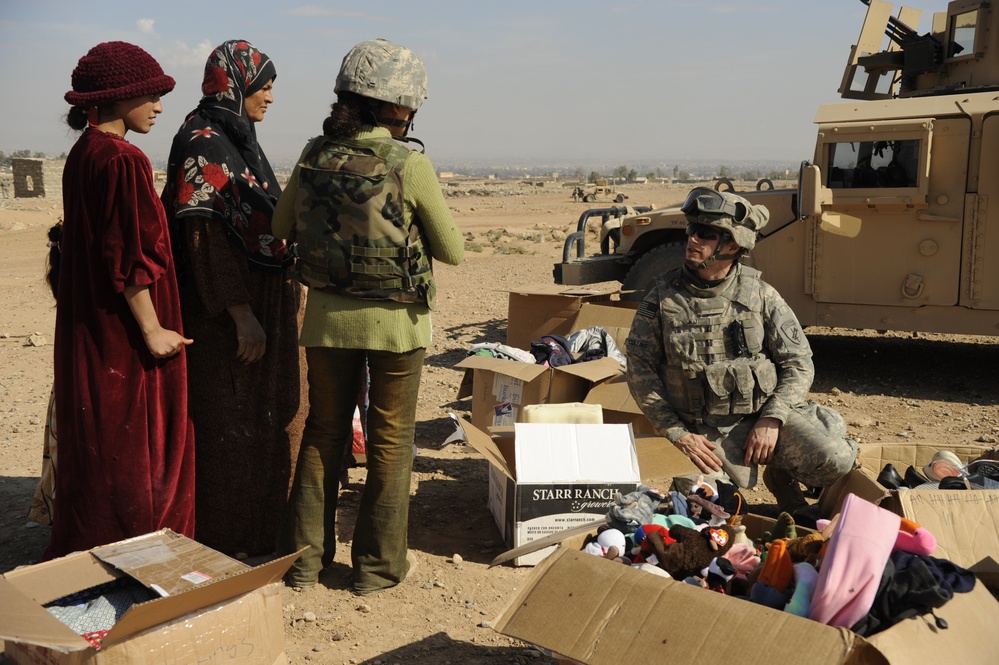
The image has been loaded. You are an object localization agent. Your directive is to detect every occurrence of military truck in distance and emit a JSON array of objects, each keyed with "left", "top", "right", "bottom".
[
  {"left": 573, "top": 179, "right": 628, "bottom": 203},
  {"left": 555, "top": 0, "right": 999, "bottom": 338}
]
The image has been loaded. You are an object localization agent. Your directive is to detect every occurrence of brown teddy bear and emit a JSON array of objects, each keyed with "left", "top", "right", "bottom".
[{"left": 646, "top": 524, "right": 738, "bottom": 580}]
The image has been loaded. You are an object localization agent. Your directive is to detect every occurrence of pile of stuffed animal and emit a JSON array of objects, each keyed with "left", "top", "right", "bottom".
[{"left": 581, "top": 479, "right": 977, "bottom": 636}]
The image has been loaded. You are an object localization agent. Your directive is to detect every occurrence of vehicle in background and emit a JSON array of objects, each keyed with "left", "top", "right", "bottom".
[{"left": 555, "top": 0, "right": 999, "bottom": 337}]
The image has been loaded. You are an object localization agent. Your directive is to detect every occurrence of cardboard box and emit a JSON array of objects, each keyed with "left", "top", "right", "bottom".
[
  {"left": 506, "top": 285, "right": 617, "bottom": 351},
  {"left": 456, "top": 355, "right": 622, "bottom": 430},
  {"left": 458, "top": 298, "right": 644, "bottom": 431},
  {"left": 492, "top": 537, "right": 999, "bottom": 665},
  {"left": 462, "top": 421, "right": 643, "bottom": 566},
  {"left": 565, "top": 301, "right": 637, "bottom": 351},
  {"left": 583, "top": 373, "right": 656, "bottom": 435},
  {"left": 818, "top": 442, "right": 999, "bottom": 594},
  {"left": 0, "top": 530, "right": 298, "bottom": 665},
  {"left": 464, "top": 420, "right": 698, "bottom": 566}
]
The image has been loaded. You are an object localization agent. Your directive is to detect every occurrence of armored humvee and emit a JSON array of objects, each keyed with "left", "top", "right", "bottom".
[
  {"left": 573, "top": 179, "right": 628, "bottom": 203},
  {"left": 555, "top": 0, "right": 999, "bottom": 337}
]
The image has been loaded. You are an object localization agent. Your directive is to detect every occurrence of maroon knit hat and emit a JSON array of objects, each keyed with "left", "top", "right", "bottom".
[{"left": 65, "top": 41, "right": 175, "bottom": 107}]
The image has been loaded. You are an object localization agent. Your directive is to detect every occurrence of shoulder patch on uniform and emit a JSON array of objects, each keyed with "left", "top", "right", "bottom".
[
  {"left": 780, "top": 319, "right": 802, "bottom": 345},
  {"left": 636, "top": 300, "right": 658, "bottom": 319}
]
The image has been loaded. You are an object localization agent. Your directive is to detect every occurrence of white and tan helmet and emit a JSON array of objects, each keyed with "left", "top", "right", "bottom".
[{"left": 335, "top": 38, "right": 428, "bottom": 111}]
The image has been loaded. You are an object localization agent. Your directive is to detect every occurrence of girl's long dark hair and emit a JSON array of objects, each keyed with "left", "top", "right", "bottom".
[
  {"left": 46, "top": 222, "right": 62, "bottom": 300},
  {"left": 322, "top": 91, "right": 381, "bottom": 139},
  {"left": 66, "top": 107, "right": 88, "bottom": 131}
]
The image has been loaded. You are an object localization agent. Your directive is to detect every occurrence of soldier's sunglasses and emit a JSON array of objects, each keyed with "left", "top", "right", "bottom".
[{"left": 686, "top": 223, "right": 727, "bottom": 242}]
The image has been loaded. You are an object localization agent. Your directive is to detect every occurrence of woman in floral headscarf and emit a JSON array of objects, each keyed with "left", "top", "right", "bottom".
[{"left": 162, "top": 40, "right": 305, "bottom": 557}]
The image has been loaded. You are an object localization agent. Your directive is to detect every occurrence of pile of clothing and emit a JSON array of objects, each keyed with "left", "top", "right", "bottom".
[
  {"left": 467, "top": 326, "right": 627, "bottom": 367},
  {"left": 582, "top": 481, "right": 976, "bottom": 638}
]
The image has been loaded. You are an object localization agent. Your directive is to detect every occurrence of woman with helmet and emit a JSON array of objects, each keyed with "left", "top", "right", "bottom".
[
  {"left": 161, "top": 40, "right": 305, "bottom": 559},
  {"left": 274, "top": 38, "right": 464, "bottom": 593},
  {"left": 47, "top": 42, "right": 195, "bottom": 559},
  {"left": 625, "top": 187, "right": 857, "bottom": 519}
]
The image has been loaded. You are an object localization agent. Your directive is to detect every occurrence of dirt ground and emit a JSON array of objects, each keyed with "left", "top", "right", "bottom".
[{"left": 1, "top": 181, "right": 998, "bottom": 664}]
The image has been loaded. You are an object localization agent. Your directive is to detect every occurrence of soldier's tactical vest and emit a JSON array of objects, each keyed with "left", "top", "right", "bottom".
[
  {"left": 292, "top": 135, "right": 436, "bottom": 308},
  {"left": 657, "top": 266, "right": 778, "bottom": 423}
]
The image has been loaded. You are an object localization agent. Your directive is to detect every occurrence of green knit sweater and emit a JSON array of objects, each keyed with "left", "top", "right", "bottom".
[{"left": 273, "top": 127, "right": 464, "bottom": 352}]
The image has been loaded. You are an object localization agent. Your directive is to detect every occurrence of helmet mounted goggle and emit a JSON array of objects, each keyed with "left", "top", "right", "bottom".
[{"left": 680, "top": 187, "right": 750, "bottom": 226}]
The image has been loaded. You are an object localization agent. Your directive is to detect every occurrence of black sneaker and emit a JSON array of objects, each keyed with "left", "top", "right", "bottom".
[{"left": 966, "top": 459, "right": 999, "bottom": 480}]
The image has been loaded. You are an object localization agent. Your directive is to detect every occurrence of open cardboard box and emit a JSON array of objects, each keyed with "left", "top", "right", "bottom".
[
  {"left": 492, "top": 527, "right": 999, "bottom": 665},
  {"left": 0, "top": 529, "right": 299, "bottom": 664},
  {"left": 487, "top": 440, "right": 999, "bottom": 663},
  {"left": 457, "top": 299, "right": 646, "bottom": 431},
  {"left": 456, "top": 355, "right": 623, "bottom": 430},
  {"left": 817, "top": 441, "right": 999, "bottom": 594},
  {"left": 462, "top": 419, "right": 699, "bottom": 566},
  {"left": 505, "top": 284, "right": 618, "bottom": 351},
  {"left": 462, "top": 420, "right": 641, "bottom": 566}
]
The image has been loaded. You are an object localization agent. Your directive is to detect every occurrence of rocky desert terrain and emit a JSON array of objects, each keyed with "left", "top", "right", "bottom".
[{"left": 1, "top": 180, "right": 998, "bottom": 664}]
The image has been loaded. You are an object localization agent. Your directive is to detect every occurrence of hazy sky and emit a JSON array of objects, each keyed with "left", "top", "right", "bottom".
[{"left": 0, "top": 0, "right": 945, "bottom": 167}]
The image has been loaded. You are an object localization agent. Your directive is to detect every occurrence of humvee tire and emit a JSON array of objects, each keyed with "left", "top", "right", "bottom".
[
  {"left": 620, "top": 241, "right": 686, "bottom": 301},
  {"left": 615, "top": 194, "right": 626, "bottom": 203},
  {"left": 583, "top": 194, "right": 595, "bottom": 203}
]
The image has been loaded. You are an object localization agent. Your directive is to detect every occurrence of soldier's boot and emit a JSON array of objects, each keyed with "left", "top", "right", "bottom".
[{"left": 763, "top": 465, "right": 808, "bottom": 516}]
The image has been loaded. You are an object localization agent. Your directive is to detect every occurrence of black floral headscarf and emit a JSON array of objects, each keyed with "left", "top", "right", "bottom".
[{"left": 162, "top": 39, "right": 291, "bottom": 272}]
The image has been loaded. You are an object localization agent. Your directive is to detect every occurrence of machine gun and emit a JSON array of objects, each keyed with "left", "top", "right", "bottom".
[{"left": 855, "top": 0, "right": 944, "bottom": 89}]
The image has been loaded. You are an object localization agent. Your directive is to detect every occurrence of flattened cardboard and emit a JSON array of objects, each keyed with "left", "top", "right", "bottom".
[
  {"left": 632, "top": 435, "right": 699, "bottom": 484},
  {"left": 0, "top": 530, "right": 299, "bottom": 661}
]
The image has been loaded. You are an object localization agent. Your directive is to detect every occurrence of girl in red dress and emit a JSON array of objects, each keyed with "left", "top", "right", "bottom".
[{"left": 45, "top": 42, "right": 196, "bottom": 559}]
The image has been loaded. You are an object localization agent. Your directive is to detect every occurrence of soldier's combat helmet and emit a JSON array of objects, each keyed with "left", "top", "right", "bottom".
[
  {"left": 681, "top": 187, "right": 769, "bottom": 251},
  {"left": 335, "top": 38, "right": 428, "bottom": 111}
]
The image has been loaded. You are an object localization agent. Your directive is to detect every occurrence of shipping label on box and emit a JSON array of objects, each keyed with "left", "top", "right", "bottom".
[
  {"left": 493, "top": 374, "right": 525, "bottom": 405},
  {"left": 491, "top": 402, "right": 517, "bottom": 427}
]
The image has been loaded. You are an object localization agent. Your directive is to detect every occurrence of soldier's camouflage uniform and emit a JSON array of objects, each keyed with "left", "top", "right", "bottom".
[{"left": 626, "top": 263, "right": 857, "bottom": 493}]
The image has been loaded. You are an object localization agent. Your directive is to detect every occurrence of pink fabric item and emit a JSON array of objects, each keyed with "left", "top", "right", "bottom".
[
  {"left": 809, "top": 493, "right": 900, "bottom": 628},
  {"left": 722, "top": 542, "right": 761, "bottom": 574},
  {"left": 895, "top": 527, "right": 937, "bottom": 556}
]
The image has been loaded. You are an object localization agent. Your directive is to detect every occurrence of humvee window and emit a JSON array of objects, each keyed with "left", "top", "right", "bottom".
[
  {"left": 826, "top": 139, "right": 920, "bottom": 189},
  {"left": 948, "top": 10, "right": 977, "bottom": 58}
]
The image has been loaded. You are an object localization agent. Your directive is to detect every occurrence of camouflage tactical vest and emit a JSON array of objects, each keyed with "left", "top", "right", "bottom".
[
  {"left": 292, "top": 135, "right": 436, "bottom": 308},
  {"left": 656, "top": 266, "right": 778, "bottom": 423}
]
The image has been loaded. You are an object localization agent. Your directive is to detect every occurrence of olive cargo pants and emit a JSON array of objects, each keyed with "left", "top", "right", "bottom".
[{"left": 280, "top": 347, "right": 423, "bottom": 593}]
